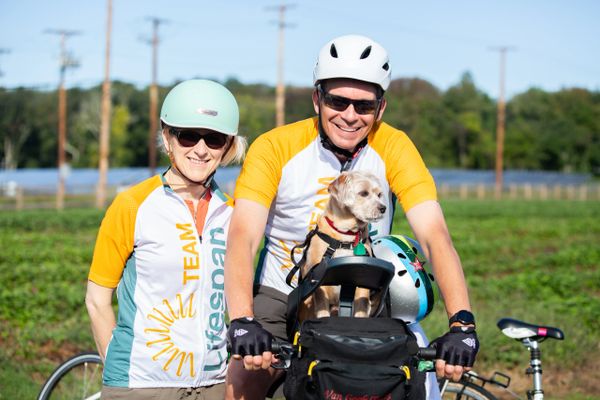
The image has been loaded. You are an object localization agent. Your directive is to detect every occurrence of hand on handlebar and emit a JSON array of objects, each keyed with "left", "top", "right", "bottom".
[
  {"left": 226, "top": 317, "right": 274, "bottom": 370},
  {"left": 430, "top": 326, "right": 479, "bottom": 381}
]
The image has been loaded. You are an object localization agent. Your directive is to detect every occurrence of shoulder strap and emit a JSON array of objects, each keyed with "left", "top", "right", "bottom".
[{"left": 285, "top": 227, "right": 319, "bottom": 286}]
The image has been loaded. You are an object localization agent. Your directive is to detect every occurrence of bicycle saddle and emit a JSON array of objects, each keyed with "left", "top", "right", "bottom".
[{"left": 497, "top": 318, "right": 564, "bottom": 341}]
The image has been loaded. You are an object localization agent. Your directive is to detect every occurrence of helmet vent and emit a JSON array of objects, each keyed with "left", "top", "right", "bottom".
[
  {"left": 360, "top": 46, "right": 372, "bottom": 59},
  {"left": 330, "top": 44, "right": 338, "bottom": 58},
  {"left": 397, "top": 270, "right": 408, "bottom": 277},
  {"left": 415, "top": 279, "right": 421, "bottom": 288},
  {"left": 428, "top": 273, "right": 435, "bottom": 281},
  {"left": 397, "top": 252, "right": 407, "bottom": 259},
  {"left": 412, "top": 247, "right": 418, "bottom": 254},
  {"left": 382, "top": 62, "right": 390, "bottom": 71}
]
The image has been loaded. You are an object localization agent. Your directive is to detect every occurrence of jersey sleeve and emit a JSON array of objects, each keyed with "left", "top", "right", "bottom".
[
  {"left": 88, "top": 192, "right": 137, "bottom": 288},
  {"left": 234, "top": 134, "right": 283, "bottom": 208},
  {"left": 373, "top": 125, "right": 437, "bottom": 213}
]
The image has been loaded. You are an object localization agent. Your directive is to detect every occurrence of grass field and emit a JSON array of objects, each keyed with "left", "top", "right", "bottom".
[{"left": 0, "top": 200, "right": 599, "bottom": 399}]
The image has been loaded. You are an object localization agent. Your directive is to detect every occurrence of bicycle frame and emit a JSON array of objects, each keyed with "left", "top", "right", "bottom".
[
  {"left": 522, "top": 338, "right": 544, "bottom": 400},
  {"left": 438, "top": 318, "right": 564, "bottom": 400}
]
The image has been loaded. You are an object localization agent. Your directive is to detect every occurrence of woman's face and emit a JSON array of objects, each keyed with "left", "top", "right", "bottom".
[{"left": 162, "top": 127, "right": 230, "bottom": 184}]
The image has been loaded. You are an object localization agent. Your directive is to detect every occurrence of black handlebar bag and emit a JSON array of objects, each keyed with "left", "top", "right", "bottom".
[{"left": 283, "top": 317, "right": 426, "bottom": 400}]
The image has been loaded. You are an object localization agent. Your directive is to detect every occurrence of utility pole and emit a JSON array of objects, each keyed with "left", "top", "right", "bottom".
[
  {"left": 489, "top": 46, "right": 515, "bottom": 199},
  {"left": 45, "top": 29, "right": 80, "bottom": 210},
  {"left": 144, "top": 17, "right": 167, "bottom": 176},
  {"left": 0, "top": 48, "right": 10, "bottom": 78},
  {"left": 267, "top": 3, "right": 295, "bottom": 127},
  {"left": 96, "top": 0, "right": 113, "bottom": 209}
]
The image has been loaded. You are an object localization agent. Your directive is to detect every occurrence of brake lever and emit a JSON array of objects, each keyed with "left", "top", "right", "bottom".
[{"left": 270, "top": 342, "right": 294, "bottom": 370}]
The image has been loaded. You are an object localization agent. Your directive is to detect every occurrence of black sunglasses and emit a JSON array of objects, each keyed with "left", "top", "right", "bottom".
[
  {"left": 319, "top": 86, "right": 381, "bottom": 115},
  {"left": 170, "top": 128, "right": 229, "bottom": 149}
]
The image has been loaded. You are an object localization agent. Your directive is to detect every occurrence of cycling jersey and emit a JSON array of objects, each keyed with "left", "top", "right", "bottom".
[
  {"left": 89, "top": 174, "right": 233, "bottom": 388},
  {"left": 235, "top": 117, "right": 437, "bottom": 295}
]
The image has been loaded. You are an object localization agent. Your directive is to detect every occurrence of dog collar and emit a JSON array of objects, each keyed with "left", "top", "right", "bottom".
[{"left": 324, "top": 216, "right": 361, "bottom": 246}]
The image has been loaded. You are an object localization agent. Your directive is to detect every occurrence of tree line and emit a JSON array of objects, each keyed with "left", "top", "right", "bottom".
[{"left": 1, "top": 72, "right": 599, "bottom": 175}]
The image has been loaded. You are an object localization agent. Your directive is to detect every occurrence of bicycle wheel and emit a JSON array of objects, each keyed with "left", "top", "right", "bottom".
[
  {"left": 439, "top": 379, "right": 498, "bottom": 400},
  {"left": 38, "top": 352, "right": 103, "bottom": 400}
]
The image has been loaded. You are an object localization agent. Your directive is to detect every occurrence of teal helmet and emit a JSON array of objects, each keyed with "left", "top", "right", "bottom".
[
  {"left": 372, "top": 235, "right": 435, "bottom": 324},
  {"left": 160, "top": 79, "right": 239, "bottom": 136}
]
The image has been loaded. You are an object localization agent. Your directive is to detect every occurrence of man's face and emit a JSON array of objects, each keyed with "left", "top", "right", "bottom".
[{"left": 312, "top": 78, "right": 387, "bottom": 151}]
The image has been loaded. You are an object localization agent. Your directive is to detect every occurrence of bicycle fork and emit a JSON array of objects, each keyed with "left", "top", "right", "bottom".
[{"left": 523, "top": 338, "right": 544, "bottom": 400}]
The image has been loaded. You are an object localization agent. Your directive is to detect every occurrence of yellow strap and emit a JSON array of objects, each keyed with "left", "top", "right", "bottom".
[
  {"left": 293, "top": 331, "right": 300, "bottom": 345},
  {"left": 307, "top": 361, "right": 318, "bottom": 376},
  {"left": 402, "top": 366, "right": 411, "bottom": 380}
]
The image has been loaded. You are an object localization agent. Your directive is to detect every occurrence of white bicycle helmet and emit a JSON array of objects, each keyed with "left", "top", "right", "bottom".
[
  {"left": 313, "top": 34, "right": 391, "bottom": 92},
  {"left": 372, "top": 235, "right": 435, "bottom": 324}
]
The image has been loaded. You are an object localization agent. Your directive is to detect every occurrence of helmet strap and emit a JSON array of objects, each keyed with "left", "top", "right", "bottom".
[
  {"left": 169, "top": 164, "right": 216, "bottom": 189},
  {"left": 317, "top": 116, "right": 368, "bottom": 164}
]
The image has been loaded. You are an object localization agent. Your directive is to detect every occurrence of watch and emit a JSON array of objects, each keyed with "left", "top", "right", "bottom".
[{"left": 448, "top": 310, "right": 476, "bottom": 327}]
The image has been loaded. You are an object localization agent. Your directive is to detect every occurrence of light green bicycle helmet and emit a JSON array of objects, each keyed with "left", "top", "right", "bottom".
[{"left": 160, "top": 79, "right": 239, "bottom": 136}]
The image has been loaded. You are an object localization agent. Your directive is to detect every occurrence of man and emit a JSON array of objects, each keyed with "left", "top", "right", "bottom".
[{"left": 224, "top": 34, "right": 479, "bottom": 400}]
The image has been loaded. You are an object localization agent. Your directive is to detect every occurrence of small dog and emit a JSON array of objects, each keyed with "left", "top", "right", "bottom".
[{"left": 298, "top": 170, "right": 387, "bottom": 320}]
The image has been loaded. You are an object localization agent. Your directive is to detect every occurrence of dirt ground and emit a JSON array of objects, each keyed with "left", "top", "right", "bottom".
[{"left": 475, "top": 359, "right": 600, "bottom": 399}]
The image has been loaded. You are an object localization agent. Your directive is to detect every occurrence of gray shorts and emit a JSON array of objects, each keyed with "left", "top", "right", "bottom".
[
  {"left": 253, "top": 285, "right": 289, "bottom": 341},
  {"left": 101, "top": 383, "right": 225, "bottom": 400}
]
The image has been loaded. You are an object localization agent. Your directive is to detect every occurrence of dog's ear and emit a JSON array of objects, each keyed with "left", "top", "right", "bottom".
[
  {"left": 329, "top": 172, "right": 355, "bottom": 207},
  {"left": 328, "top": 172, "right": 349, "bottom": 203}
]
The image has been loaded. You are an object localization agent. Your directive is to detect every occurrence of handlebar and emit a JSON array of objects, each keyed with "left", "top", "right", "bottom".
[
  {"left": 417, "top": 346, "right": 437, "bottom": 360},
  {"left": 226, "top": 340, "right": 288, "bottom": 355},
  {"left": 227, "top": 340, "right": 437, "bottom": 370}
]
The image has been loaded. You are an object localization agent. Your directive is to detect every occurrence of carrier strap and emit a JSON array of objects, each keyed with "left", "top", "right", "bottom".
[
  {"left": 285, "top": 226, "right": 373, "bottom": 340},
  {"left": 285, "top": 226, "right": 366, "bottom": 287}
]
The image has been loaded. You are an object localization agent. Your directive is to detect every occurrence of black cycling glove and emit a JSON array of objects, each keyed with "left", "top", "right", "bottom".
[
  {"left": 431, "top": 326, "right": 479, "bottom": 367},
  {"left": 227, "top": 317, "right": 273, "bottom": 357}
]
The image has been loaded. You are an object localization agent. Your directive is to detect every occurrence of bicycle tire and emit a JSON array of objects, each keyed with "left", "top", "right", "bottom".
[
  {"left": 440, "top": 379, "right": 498, "bottom": 400},
  {"left": 37, "top": 352, "right": 103, "bottom": 400}
]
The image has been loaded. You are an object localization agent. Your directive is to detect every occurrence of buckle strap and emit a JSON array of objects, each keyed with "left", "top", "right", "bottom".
[
  {"left": 286, "top": 227, "right": 320, "bottom": 286},
  {"left": 285, "top": 225, "right": 369, "bottom": 287}
]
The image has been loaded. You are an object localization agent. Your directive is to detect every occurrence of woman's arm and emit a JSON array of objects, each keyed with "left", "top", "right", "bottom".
[{"left": 85, "top": 280, "right": 116, "bottom": 361}]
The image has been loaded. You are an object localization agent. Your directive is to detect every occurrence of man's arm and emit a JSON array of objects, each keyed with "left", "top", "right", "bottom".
[
  {"left": 405, "top": 200, "right": 477, "bottom": 381},
  {"left": 85, "top": 281, "right": 116, "bottom": 361},
  {"left": 224, "top": 198, "right": 273, "bottom": 369}
]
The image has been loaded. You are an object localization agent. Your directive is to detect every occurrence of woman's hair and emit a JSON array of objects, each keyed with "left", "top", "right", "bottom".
[{"left": 220, "top": 135, "right": 248, "bottom": 166}]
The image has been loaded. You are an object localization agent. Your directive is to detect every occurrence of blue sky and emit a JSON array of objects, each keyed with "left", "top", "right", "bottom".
[{"left": 1, "top": 0, "right": 599, "bottom": 99}]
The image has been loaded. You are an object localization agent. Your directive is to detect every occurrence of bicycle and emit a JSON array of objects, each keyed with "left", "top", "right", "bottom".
[
  {"left": 438, "top": 317, "right": 565, "bottom": 400},
  {"left": 37, "top": 352, "right": 103, "bottom": 400},
  {"left": 37, "top": 255, "right": 433, "bottom": 400}
]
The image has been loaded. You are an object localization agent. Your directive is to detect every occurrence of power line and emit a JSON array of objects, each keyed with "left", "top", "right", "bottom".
[
  {"left": 142, "top": 17, "right": 168, "bottom": 175},
  {"left": 0, "top": 48, "right": 10, "bottom": 78},
  {"left": 266, "top": 3, "right": 295, "bottom": 127},
  {"left": 96, "top": 0, "right": 113, "bottom": 209},
  {"left": 489, "top": 46, "right": 516, "bottom": 199},
  {"left": 44, "top": 29, "right": 81, "bottom": 210}
]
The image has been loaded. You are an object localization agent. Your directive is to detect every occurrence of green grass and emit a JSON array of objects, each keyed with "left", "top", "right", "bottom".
[{"left": 0, "top": 201, "right": 599, "bottom": 399}]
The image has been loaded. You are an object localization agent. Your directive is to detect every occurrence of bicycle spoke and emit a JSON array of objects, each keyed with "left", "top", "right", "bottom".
[
  {"left": 441, "top": 380, "right": 498, "bottom": 400},
  {"left": 39, "top": 354, "right": 103, "bottom": 400}
]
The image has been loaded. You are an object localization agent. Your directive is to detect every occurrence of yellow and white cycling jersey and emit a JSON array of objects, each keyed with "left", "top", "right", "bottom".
[
  {"left": 235, "top": 117, "right": 437, "bottom": 294},
  {"left": 89, "top": 174, "right": 232, "bottom": 388}
]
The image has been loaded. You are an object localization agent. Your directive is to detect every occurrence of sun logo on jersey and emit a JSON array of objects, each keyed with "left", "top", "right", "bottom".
[{"left": 145, "top": 293, "right": 197, "bottom": 377}]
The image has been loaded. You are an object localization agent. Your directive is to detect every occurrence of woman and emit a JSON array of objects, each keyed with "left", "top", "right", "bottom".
[{"left": 85, "top": 79, "right": 246, "bottom": 399}]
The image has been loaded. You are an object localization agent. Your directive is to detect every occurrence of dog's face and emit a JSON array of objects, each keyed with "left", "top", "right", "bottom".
[{"left": 328, "top": 171, "right": 387, "bottom": 223}]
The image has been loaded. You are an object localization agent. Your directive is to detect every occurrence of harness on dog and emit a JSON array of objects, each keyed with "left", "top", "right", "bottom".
[{"left": 285, "top": 221, "right": 371, "bottom": 288}]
